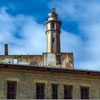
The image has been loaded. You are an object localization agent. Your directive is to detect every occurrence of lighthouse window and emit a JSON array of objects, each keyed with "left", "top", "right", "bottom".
[
  {"left": 52, "top": 38, "right": 55, "bottom": 43},
  {"left": 51, "top": 23, "right": 55, "bottom": 29}
]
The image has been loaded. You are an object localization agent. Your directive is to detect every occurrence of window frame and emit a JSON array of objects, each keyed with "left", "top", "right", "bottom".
[
  {"left": 36, "top": 83, "right": 45, "bottom": 99},
  {"left": 80, "top": 86, "right": 89, "bottom": 99},
  {"left": 64, "top": 85, "right": 73, "bottom": 99},
  {"left": 52, "top": 84, "right": 58, "bottom": 99},
  {"left": 7, "top": 81, "right": 17, "bottom": 99}
]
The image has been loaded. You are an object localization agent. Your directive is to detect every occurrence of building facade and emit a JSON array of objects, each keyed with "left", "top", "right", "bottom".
[
  {"left": 0, "top": 64, "right": 100, "bottom": 99},
  {"left": 0, "top": 8, "right": 100, "bottom": 99}
]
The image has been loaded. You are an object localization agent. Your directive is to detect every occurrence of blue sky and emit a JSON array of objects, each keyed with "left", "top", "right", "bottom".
[{"left": 0, "top": 0, "right": 100, "bottom": 70}]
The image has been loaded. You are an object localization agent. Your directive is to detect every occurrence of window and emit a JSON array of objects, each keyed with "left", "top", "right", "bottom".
[
  {"left": 64, "top": 85, "right": 73, "bottom": 99},
  {"left": 52, "top": 84, "right": 58, "bottom": 99},
  {"left": 81, "top": 87, "right": 89, "bottom": 99},
  {"left": 7, "top": 81, "right": 17, "bottom": 99},
  {"left": 51, "top": 23, "right": 55, "bottom": 29},
  {"left": 52, "top": 38, "right": 55, "bottom": 43},
  {"left": 14, "top": 59, "right": 18, "bottom": 64},
  {"left": 36, "top": 83, "right": 45, "bottom": 99}
]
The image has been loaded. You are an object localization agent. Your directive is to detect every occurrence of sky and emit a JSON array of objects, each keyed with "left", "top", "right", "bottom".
[{"left": 0, "top": 0, "right": 100, "bottom": 70}]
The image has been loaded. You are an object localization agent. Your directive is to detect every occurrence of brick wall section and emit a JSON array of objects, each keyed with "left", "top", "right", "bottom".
[{"left": 0, "top": 65, "right": 100, "bottom": 99}]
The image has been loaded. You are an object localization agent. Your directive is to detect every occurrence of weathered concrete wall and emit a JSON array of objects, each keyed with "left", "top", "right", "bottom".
[
  {"left": 0, "top": 52, "right": 73, "bottom": 69},
  {"left": 0, "top": 67, "right": 100, "bottom": 99},
  {"left": 0, "top": 55, "right": 43, "bottom": 66},
  {"left": 0, "top": 56, "right": 13, "bottom": 64},
  {"left": 61, "top": 53, "right": 73, "bottom": 68},
  {"left": 43, "top": 52, "right": 74, "bottom": 68},
  {"left": 43, "top": 53, "right": 56, "bottom": 66}
]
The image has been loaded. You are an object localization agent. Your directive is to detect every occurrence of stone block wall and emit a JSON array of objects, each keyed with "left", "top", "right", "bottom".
[{"left": 0, "top": 67, "right": 100, "bottom": 99}]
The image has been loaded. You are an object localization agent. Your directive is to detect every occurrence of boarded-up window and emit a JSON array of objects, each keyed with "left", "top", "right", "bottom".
[
  {"left": 64, "top": 85, "right": 73, "bottom": 99},
  {"left": 7, "top": 81, "right": 17, "bottom": 99},
  {"left": 52, "top": 84, "right": 58, "bottom": 99},
  {"left": 81, "top": 87, "right": 89, "bottom": 99},
  {"left": 36, "top": 83, "right": 45, "bottom": 99}
]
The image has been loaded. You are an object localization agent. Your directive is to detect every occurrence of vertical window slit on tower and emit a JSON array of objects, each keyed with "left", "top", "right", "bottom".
[
  {"left": 52, "top": 38, "right": 55, "bottom": 43},
  {"left": 51, "top": 23, "right": 55, "bottom": 29}
]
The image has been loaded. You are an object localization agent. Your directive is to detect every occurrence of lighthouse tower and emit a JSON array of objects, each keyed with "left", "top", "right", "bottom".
[
  {"left": 45, "top": 8, "right": 61, "bottom": 53},
  {"left": 43, "top": 8, "right": 73, "bottom": 68}
]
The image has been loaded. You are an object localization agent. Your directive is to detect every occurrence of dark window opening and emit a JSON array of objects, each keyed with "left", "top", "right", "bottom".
[
  {"left": 56, "top": 55, "right": 62, "bottom": 65},
  {"left": 81, "top": 87, "right": 89, "bottom": 99},
  {"left": 52, "top": 38, "right": 55, "bottom": 43},
  {"left": 64, "top": 85, "right": 73, "bottom": 99},
  {"left": 36, "top": 83, "right": 45, "bottom": 99},
  {"left": 51, "top": 23, "right": 55, "bottom": 29},
  {"left": 52, "top": 84, "right": 58, "bottom": 99},
  {"left": 7, "top": 81, "right": 17, "bottom": 99}
]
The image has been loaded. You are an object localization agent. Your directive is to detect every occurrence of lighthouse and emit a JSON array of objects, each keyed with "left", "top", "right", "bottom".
[{"left": 45, "top": 8, "right": 61, "bottom": 53}]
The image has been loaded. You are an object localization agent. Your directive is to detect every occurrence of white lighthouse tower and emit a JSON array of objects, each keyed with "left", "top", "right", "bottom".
[
  {"left": 45, "top": 8, "right": 61, "bottom": 53},
  {"left": 43, "top": 8, "right": 73, "bottom": 68}
]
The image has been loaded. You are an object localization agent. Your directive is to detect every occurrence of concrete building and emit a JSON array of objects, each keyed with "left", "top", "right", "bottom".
[
  {"left": 0, "top": 8, "right": 73, "bottom": 69},
  {"left": 0, "top": 8, "right": 100, "bottom": 99}
]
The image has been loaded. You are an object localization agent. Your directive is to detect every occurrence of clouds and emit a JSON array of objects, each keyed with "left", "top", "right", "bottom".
[
  {"left": 0, "top": 7, "right": 45, "bottom": 55},
  {"left": 0, "top": 0, "right": 100, "bottom": 70},
  {"left": 50, "top": 0, "right": 100, "bottom": 70}
]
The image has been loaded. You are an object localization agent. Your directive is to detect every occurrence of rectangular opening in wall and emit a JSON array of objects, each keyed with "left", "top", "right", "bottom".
[
  {"left": 7, "top": 81, "right": 17, "bottom": 99},
  {"left": 64, "top": 85, "right": 73, "bottom": 99},
  {"left": 52, "top": 84, "right": 58, "bottom": 99},
  {"left": 13, "top": 59, "right": 18, "bottom": 64},
  {"left": 80, "top": 86, "right": 89, "bottom": 99},
  {"left": 51, "top": 23, "right": 55, "bottom": 29},
  {"left": 36, "top": 83, "right": 45, "bottom": 99},
  {"left": 52, "top": 38, "right": 55, "bottom": 43}
]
